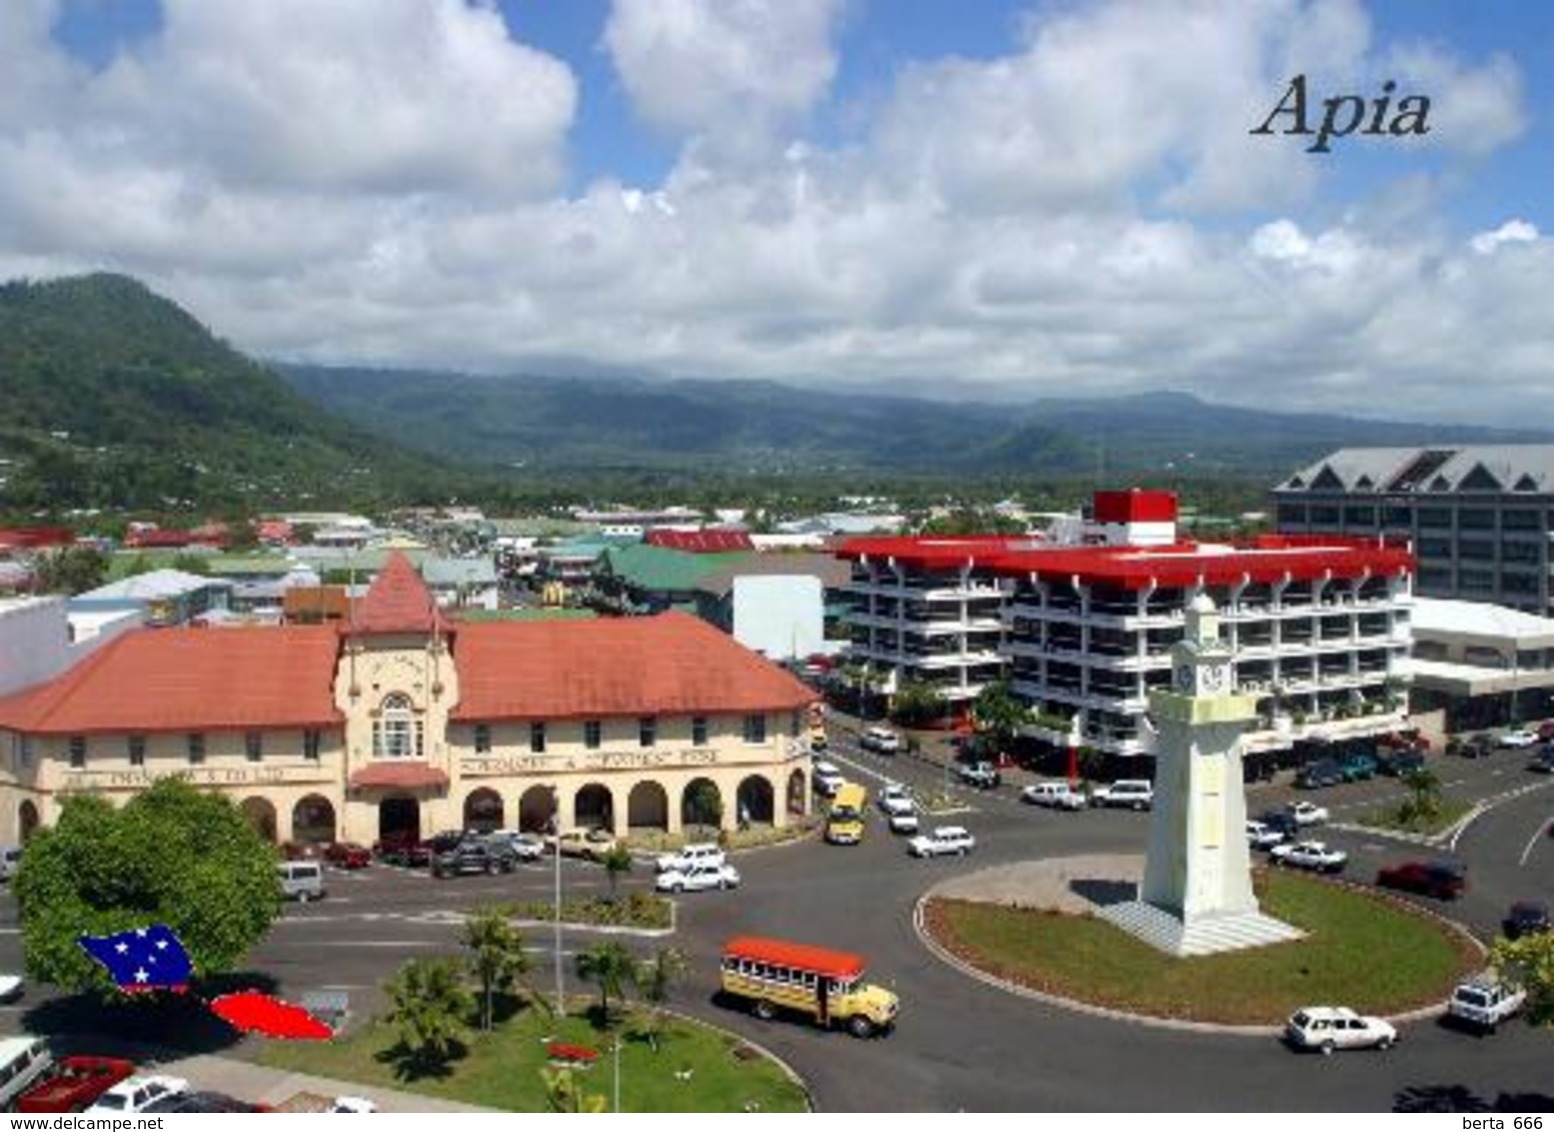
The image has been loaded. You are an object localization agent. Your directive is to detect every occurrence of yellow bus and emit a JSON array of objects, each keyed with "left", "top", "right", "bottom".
[
  {"left": 824, "top": 782, "right": 868, "bottom": 845},
  {"left": 719, "top": 935, "right": 899, "bottom": 1038}
]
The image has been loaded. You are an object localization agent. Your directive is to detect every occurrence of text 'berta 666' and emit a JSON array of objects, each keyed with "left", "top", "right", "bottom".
[{"left": 1251, "top": 74, "right": 1431, "bottom": 154}]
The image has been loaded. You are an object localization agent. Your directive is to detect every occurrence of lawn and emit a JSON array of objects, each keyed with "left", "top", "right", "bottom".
[
  {"left": 1358, "top": 798, "right": 1474, "bottom": 836},
  {"left": 260, "top": 1001, "right": 808, "bottom": 1113},
  {"left": 925, "top": 871, "right": 1478, "bottom": 1025}
]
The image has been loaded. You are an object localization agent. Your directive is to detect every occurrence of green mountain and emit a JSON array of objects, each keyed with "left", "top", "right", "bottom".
[
  {"left": 0, "top": 274, "right": 462, "bottom": 512},
  {"left": 280, "top": 365, "right": 1550, "bottom": 479}
]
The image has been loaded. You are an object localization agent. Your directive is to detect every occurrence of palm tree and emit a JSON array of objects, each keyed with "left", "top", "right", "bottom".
[
  {"left": 633, "top": 947, "right": 690, "bottom": 1052},
  {"left": 1399, "top": 766, "right": 1443, "bottom": 827},
  {"left": 385, "top": 957, "right": 473, "bottom": 1071},
  {"left": 600, "top": 842, "right": 634, "bottom": 901},
  {"left": 461, "top": 906, "right": 530, "bottom": 1031},
  {"left": 575, "top": 940, "right": 638, "bottom": 1022}
]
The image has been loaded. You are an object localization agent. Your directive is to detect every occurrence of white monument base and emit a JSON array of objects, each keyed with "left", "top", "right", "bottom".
[{"left": 1099, "top": 900, "right": 1305, "bottom": 958}]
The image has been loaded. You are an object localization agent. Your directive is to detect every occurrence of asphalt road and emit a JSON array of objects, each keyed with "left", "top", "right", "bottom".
[{"left": 2, "top": 740, "right": 1551, "bottom": 1112}]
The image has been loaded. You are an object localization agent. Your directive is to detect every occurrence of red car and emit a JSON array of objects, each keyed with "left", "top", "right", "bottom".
[
  {"left": 16, "top": 1056, "right": 135, "bottom": 1113},
  {"left": 324, "top": 842, "right": 371, "bottom": 869},
  {"left": 1376, "top": 861, "right": 1466, "bottom": 900},
  {"left": 373, "top": 833, "right": 431, "bottom": 867}
]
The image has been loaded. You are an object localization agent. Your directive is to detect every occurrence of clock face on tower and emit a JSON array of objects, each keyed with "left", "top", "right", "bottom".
[{"left": 1175, "top": 660, "right": 1231, "bottom": 696}]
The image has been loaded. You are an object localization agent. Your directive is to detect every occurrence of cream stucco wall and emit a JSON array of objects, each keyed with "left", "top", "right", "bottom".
[{"left": 0, "top": 629, "right": 812, "bottom": 846}]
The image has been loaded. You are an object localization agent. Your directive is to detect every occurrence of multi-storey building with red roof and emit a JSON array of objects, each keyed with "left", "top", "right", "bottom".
[
  {"left": 0, "top": 553, "right": 815, "bottom": 847},
  {"left": 838, "top": 490, "right": 1415, "bottom": 758}
]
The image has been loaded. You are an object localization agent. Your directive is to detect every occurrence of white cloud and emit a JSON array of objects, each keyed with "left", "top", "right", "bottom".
[
  {"left": 0, "top": 0, "right": 1545, "bottom": 427},
  {"left": 1469, "top": 218, "right": 1538, "bottom": 254},
  {"left": 603, "top": 0, "right": 845, "bottom": 144}
]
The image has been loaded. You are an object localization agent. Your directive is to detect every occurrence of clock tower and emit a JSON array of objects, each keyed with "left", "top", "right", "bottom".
[{"left": 1100, "top": 594, "right": 1303, "bottom": 955}]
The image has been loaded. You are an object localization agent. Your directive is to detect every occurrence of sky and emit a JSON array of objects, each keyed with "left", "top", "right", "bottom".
[{"left": 5, "top": 0, "right": 1552, "bottom": 425}]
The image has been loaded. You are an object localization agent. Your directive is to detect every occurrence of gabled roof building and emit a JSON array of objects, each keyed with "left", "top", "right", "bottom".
[
  {"left": 0, "top": 553, "right": 815, "bottom": 847},
  {"left": 1274, "top": 445, "right": 1554, "bottom": 615}
]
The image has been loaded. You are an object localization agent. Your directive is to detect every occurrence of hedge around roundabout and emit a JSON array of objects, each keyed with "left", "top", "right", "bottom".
[{"left": 922, "top": 870, "right": 1482, "bottom": 1027}]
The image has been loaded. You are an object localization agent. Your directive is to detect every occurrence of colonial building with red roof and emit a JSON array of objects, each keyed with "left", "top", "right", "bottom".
[{"left": 0, "top": 553, "right": 816, "bottom": 847}]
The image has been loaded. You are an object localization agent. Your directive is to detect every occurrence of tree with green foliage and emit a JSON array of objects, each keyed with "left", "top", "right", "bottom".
[
  {"left": 632, "top": 947, "right": 691, "bottom": 1052},
  {"left": 889, "top": 680, "right": 948, "bottom": 728},
  {"left": 14, "top": 777, "right": 280, "bottom": 995},
  {"left": 971, "top": 678, "right": 1030, "bottom": 758},
  {"left": 575, "top": 941, "right": 638, "bottom": 1022},
  {"left": 599, "top": 843, "right": 634, "bottom": 901},
  {"left": 684, "top": 780, "right": 722, "bottom": 834},
  {"left": 31, "top": 545, "right": 108, "bottom": 596},
  {"left": 460, "top": 907, "right": 530, "bottom": 1032},
  {"left": 1397, "top": 767, "right": 1444, "bottom": 827},
  {"left": 385, "top": 956, "right": 473, "bottom": 1071},
  {"left": 540, "top": 1067, "right": 606, "bottom": 1113},
  {"left": 1491, "top": 932, "right": 1554, "bottom": 1026}
]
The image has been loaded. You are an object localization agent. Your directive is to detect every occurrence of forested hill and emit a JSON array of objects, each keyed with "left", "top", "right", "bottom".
[{"left": 0, "top": 274, "right": 461, "bottom": 511}]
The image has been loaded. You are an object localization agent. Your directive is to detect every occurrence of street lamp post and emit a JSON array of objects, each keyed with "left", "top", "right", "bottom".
[
  {"left": 613, "top": 1037, "right": 622, "bottom": 1113},
  {"left": 552, "top": 786, "right": 564, "bottom": 1017}
]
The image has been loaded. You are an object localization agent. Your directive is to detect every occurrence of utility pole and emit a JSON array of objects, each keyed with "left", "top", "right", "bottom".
[
  {"left": 552, "top": 786, "right": 564, "bottom": 1017},
  {"left": 613, "top": 1037, "right": 622, "bottom": 1113}
]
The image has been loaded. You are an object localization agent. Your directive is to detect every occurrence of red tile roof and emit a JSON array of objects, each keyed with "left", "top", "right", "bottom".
[
  {"left": 348, "top": 763, "right": 449, "bottom": 790},
  {"left": 645, "top": 528, "right": 755, "bottom": 553},
  {"left": 452, "top": 611, "right": 814, "bottom": 722},
  {"left": 0, "top": 626, "right": 344, "bottom": 735},
  {"left": 349, "top": 552, "right": 446, "bottom": 635}
]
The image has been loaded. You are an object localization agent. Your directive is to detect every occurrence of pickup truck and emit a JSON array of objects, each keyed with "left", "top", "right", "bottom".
[
  {"left": 16, "top": 1056, "right": 135, "bottom": 1113},
  {"left": 1447, "top": 979, "right": 1526, "bottom": 1034}
]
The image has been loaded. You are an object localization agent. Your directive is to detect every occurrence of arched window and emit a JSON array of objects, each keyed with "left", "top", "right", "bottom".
[{"left": 374, "top": 693, "right": 421, "bottom": 759}]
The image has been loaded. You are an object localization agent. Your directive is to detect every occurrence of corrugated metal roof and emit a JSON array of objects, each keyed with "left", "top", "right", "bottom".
[
  {"left": 451, "top": 612, "right": 813, "bottom": 721},
  {"left": 595, "top": 544, "right": 747, "bottom": 592},
  {"left": 0, "top": 626, "right": 344, "bottom": 734}
]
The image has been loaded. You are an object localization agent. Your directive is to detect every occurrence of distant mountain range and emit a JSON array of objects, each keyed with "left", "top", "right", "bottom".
[
  {"left": 279, "top": 363, "right": 1552, "bottom": 478},
  {"left": 2, "top": 271, "right": 1545, "bottom": 520}
]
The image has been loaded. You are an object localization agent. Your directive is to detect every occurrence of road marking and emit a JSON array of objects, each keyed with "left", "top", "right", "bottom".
[{"left": 1518, "top": 819, "right": 1550, "bottom": 868}]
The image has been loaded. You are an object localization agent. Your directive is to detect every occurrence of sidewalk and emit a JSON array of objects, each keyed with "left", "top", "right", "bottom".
[{"left": 149, "top": 1052, "right": 494, "bottom": 1112}]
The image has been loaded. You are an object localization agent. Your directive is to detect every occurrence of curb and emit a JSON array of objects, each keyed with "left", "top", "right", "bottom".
[
  {"left": 661, "top": 1007, "right": 818, "bottom": 1113},
  {"left": 911, "top": 870, "right": 1482, "bottom": 1037}
]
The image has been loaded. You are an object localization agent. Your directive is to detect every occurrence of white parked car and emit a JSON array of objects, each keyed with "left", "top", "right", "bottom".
[
  {"left": 1498, "top": 728, "right": 1539, "bottom": 749},
  {"left": 887, "top": 809, "right": 920, "bottom": 835},
  {"left": 1090, "top": 779, "right": 1154, "bottom": 811},
  {"left": 1287, "top": 801, "right": 1330, "bottom": 826},
  {"left": 1245, "top": 821, "right": 1288, "bottom": 850},
  {"left": 1284, "top": 1007, "right": 1397, "bottom": 1054},
  {"left": 0, "top": 974, "right": 23, "bottom": 1002},
  {"left": 88, "top": 1075, "right": 190, "bottom": 1114},
  {"left": 655, "top": 862, "right": 741, "bottom": 893},
  {"left": 1270, "top": 840, "right": 1347, "bottom": 873},
  {"left": 654, "top": 842, "right": 726, "bottom": 874},
  {"left": 908, "top": 826, "right": 976, "bottom": 858},
  {"left": 860, "top": 726, "right": 903, "bottom": 754},
  {"left": 487, "top": 830, "right": 545, "bottom": 861},
  {"left": 812, "top": 761, "right": 846, "bottom": 797},
  {"left": 1020, "top": 781, "right": 1087, "bottom": 811},
  {"left": 332, "top": 1096, "right": 379, "bottom": 1113}
]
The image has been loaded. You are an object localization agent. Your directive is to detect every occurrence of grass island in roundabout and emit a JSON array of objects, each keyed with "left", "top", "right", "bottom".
[
  {"left": 262, "top": 994, "right": 808, "bottom": 1112},
  {"left": 921, "top": 861, "right": 1482, "bottom": 1027}
]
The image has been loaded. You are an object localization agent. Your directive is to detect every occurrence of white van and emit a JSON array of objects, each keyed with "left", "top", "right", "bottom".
[
  {"left": 0, "top": 847, "right": 22, "bottom": 882},
  {"left": 0, "top": 1036, "right": 53, "bottom": 1110},
  {"left": 277, "top": 861, "right": 326, "bottom": 902}
]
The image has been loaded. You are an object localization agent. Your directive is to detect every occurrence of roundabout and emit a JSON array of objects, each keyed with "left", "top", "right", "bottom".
[{"left": 915, "top": 855, "right": 1481, "bottom": 1030}]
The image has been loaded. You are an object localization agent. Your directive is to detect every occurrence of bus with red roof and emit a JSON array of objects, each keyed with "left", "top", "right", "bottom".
[{"left": 719, "top": 935, "right": 899, "bottom": 1038}]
